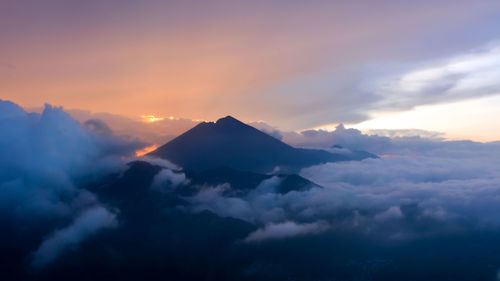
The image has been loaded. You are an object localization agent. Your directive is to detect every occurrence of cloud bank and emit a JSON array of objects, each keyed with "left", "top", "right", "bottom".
[
  {"left": 186, "top": 125, "right": 500, "bottom": 242},
  {"left": 0, "top": 99, "right": 145, "bottom": 220}
]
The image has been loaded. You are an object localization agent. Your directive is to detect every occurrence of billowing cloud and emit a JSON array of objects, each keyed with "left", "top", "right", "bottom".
[
  {"left": 152, "top": 169, "right": 187, "bottom": 191},
  {"left": 185, "top": 124, "right": 500, "bottom": 241},
  {"left": 187, "top": 184, "right": 255, "bottom": 222},
  {"left": 0, "top": 99, "right": 145, "bottom": 219},
  {"left": 139, "top": 156, "right": 188, "bottom": 191},
  {"left": 187, "top": 177, "right": 285, "bottom": 223},
  {"left": 244, "top": 221, "right": 329, "bottom": 243},
  {"left": 282, "top": 124, "right": 392, "bottom": 152},
  {"left": 0, "top": 99, "right": 25, "bottom": 119},
  {"left": 31, "top": 207, "right": 117, "bottom": 269}
]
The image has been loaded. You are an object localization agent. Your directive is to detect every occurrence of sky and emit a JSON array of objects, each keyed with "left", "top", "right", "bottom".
[{"left": 2, "top": 0, "right": 500, "bottom": 140}]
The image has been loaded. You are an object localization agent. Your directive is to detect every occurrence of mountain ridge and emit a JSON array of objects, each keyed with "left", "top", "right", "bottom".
[{"left": 149, "top": 115, "right": 376, "bottom": 173}]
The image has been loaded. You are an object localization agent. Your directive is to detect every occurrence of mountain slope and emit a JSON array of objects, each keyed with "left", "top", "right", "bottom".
[
  {"left": 183, "top": 166, "right": 320, "bottom": 195},
  {"left": 149, "top": 116, "right": 374, "bottom": 173}
]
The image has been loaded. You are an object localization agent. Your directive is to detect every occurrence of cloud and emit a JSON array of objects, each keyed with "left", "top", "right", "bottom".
[
  {"left": 140, "top": 156, "right": 180, "bottom": 171},
  {"left": 370, "top": 42, "right": 500, "bottom": 111},
  {"left": 0, "top": 99, "right": 146, "bottom": 220},
  {"left": 362, "top": 128, "right": 445, "bottom": 139},
  {"left": 186, "top": 177, "right": 285, "bottom": 223},
  {"left": 152, "top": 169, "right": 187, "bottom": 192},
  {"left": 278, "top": 124, "right": 395, "bottom": 155},
  {"left": 297, "top": 134, "right": 500, "bottom": 234},
  {"left": 138, "top": 156, "right": 188, "bottom": 191},
  {"left": 0, "top": 99, "right": 26, "bottom": 120},
  {"left": 249, "top": 121, "right": 283, "bottom": 140},
  {"left": 3, "top": 0, "right": 499, "bottom": 130},
  {"left": 31, "top": 207, "right": 117, "bottom": 269},
  {"left": 374, "top": 206, "right": 404, "bottom": 222},
  {"left": 65, "top": 109, "right": 199, "bottom": 145},
  {"left": 187, "top": 184, "right": 256, "bottom": 222},
  {"left": 244, "top": 221, "right": 329, "bottom": 243},
  {"left": 183, "top": 124, "right": 500, "bottom": 241}
]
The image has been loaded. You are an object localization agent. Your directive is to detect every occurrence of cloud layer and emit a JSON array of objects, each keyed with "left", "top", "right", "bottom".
[{"left": 186, "top": 125, "right": 500, "bottom": 243}]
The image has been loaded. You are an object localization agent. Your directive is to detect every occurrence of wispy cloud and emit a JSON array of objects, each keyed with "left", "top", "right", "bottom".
[
  {"left": 31, "top": 207, "right": 117, "bottom": 269},
  {"left": 370, "top": 42, "right": 500, "bottom": 110}
]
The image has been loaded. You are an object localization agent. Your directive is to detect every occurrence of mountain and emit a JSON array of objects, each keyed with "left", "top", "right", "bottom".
[
  {"left": 182, "top": 166, "right": 320, "bottom": 196},
  {"left": 149, "top": 116, "right": 376, "bottom": 173}
]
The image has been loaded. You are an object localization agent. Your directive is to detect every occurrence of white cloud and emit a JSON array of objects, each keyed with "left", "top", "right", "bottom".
[
  {"left": 244, "top": 221, "right": 329, "bottom": 243},
  {"left": 31, "top": 207, "right": 118, "bottom": 269},
  {"left": 184, "top": 125, "right": 500, "bottom": 241},
  {"left": 140, "top": 156, "right": 180, "bottom": 171},
  {"left": 152, "top": 168, "right": 187, "bottom": 191},
  {"left": 186, "top": 177, "right": 285, "bottom": 223},
  {"left": 372, "top": 42, "right": 500, "bottom": 110}
]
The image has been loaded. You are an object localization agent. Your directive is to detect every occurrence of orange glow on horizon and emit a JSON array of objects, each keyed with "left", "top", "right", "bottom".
[
  {"left": 140, "top": 115, "right": 182, "bottom": 123},
  {"left": 135, "top": 144, "right": 159, "bottom": 157},
  {"left": 141, "top": 115, "right": 165, "bottom": 123}
]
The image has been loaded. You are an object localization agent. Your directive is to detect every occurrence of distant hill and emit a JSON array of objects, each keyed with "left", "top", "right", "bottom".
[
  {"left": 149, "top": 116, "right": 376, "bottom": 173},
  {"left": 183, "top": 166, "right": 320, "bottom": 196}
]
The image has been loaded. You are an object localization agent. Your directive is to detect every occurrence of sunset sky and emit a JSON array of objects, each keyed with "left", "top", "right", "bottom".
[{"left": 2, "top": 0, "right": 500, "bottom": 140}]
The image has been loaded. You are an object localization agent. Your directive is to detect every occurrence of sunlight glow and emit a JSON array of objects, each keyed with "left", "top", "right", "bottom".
[
  {"left": 353, "top": 95, "right": 500, "bottom": 142},
  {"left": 135, "top": 144, "right": 159, "bottom": 157},
  {"left": 141, "top": 115, "right": 165, "bottom": 123}
]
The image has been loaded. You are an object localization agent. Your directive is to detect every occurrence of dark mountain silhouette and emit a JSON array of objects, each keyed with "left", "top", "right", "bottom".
[
  {"left": 149, "top": 116, "right": 376, "bottom": 173},
  {"left": 182, "top": 166, "right": 320, "bottom": 196}
]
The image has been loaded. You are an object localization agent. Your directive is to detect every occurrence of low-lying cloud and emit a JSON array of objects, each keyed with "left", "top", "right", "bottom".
[
  {"left": 152, "top": 169, "right": 187, "bottom": 191},
  {"left": 31, "top": 207, "right": 118, "bottom": 269},
  {"left": 245, "top": 221, "right": 329, "bottom": 243},
  {"left": 187, "top": 124, "right": 500, "bottom": 241}
]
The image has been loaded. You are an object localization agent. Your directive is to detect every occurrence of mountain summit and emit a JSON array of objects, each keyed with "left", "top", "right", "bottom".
[{"left": 149, "top": 116, "right": 375, "bottom": 173}]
